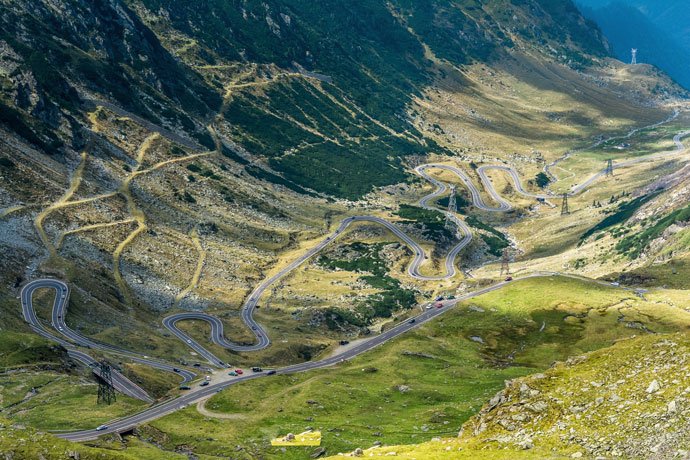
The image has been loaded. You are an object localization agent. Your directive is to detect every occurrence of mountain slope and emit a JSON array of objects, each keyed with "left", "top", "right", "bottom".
[{"left": 576, "top": 1, "right": 690, "bottom": 89}]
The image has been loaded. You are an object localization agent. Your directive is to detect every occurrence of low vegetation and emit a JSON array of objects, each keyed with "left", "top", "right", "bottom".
[
  {"left": 135, "top": 277, "right": 690, "bottom": 459},
  {"left": 580, "top": 193, "right": 657, "bottom": 241},
  {"left": 616, "top": 204, "right": 690, "bottom": 258},
  {"left": 318, "top": 243, "right": 417, "bottom": 327},
  {"left": 466, "top": 216, "right": 510, "bottom": 257},
  {"left": 395, "top": 205, "right": 454, "bottom": 241}
]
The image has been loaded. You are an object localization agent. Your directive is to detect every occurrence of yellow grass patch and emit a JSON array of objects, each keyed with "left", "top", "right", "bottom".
[{"left": 270, "top": 430, "right": 322, "bottom": 446}]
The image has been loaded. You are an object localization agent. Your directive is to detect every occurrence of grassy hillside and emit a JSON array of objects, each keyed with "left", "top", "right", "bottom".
[{"left": 77, "top": 276, "right": 690, "bottom": 458}]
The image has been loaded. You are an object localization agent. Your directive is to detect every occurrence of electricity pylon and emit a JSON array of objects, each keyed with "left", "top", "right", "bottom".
[
  {"left": 445, "top": 185, "right": 457, "bottom": 232},
  {"left": 97, "top": 361, "right": 116, "bottom": 405},
  {"left": 500, "top": 248, "right": 511, "bottom": 276},
  {"left": 561, "top": 193, "right": 570, "bottom": 216},
  {"left": 605, "top": 159, "right": 614, "bottom": 177}
]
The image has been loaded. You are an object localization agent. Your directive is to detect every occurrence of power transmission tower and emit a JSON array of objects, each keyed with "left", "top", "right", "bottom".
[
  {"left": 561, "top": 193, "right": 570, "bottom": 216},
  {"left": 500, "top": 248, "right": 511, "bottom": 276},
  {"left": 445, "top": 186, "right": 457, "bottom": 232},
  {"left": 97, "top": 361, "right": 116, "bottom": 405},
  {"left": 631, "top": 48, "right": 637, "bottom": 65},
  {"left": 605, "top": 159, "right": 614, "bottom": 177}
]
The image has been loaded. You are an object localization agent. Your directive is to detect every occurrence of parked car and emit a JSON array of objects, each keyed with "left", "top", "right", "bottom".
[
  {"left": 339, "top": 340, "right": 350, "bottom": 346},
  {"left": 179, "top": 385, "right": 191, "bottom": 390},
  {"left": 505, "top": 276, "right": 513, "bottom": 282},
  {"left": 235, "top": 369, "right": 244, "bottom": 375},
  {"left": 251, "top": 367, "right": 263, "bottom": 372},
  {"left": 610, "top": 281, "right": 620, "bottom": 287},
  {"left": 96, "top": 425, "right": 108, "bottom": 431},
  {"left": 435, "top": 302, "right": 444, "bottom": 308},
  {"left": 435, "top": 296, "right": 444, "bottom": 301},
  {"left": 228, "top": 371, "right": 238, "bottom": 376},
  {"left": 200, "top": 381, "right": 209, "bottom": 387}
]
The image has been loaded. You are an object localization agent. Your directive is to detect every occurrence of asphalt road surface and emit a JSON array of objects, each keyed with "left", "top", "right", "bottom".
[
  {"left": 21, "top": 279, "right": 195, "bottom": 403},
  {"left": 18, "top": 115, "right": 689, "bottom": 441}
]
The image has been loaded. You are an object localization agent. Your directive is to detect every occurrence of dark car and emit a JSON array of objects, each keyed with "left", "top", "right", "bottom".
[
  {"left": 173, "top": 368, "right": 180, "bottom": 372},
  {"left": 339, "top": 340, "right": 350, "bottom": 346},
  {"left": 200, "top": 381, "right": 209, "bottom": 387},
  {"left": 409, "top": 318, "right": 416, "bottom": 324},
  {"left": 505, "top": 276, "right": 513, "bottom": 282},
  {"left": 266, "top": 370, "right": 277, "bottom": 375},
  {"left": 251, "top": 367, "right": 263, "bottom": 372},
  {"left": 179, "top": 385, "right": 191, "bottom": 390}
]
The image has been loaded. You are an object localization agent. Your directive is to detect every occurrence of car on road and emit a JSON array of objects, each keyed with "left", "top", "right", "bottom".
[
  {"left": 505, "top": 276, "right": 513, "bottom": 282},
  {"left": 96, "top": 425, "right": 108, "bottom": 431},
  {"left": 610, "top": 282, "right": 620, "bottom": 287},
  {"left": 266, "top": 370, "right": 276, "bottom": 375},
  {"left": 200, "top": 381, "right": 209, "bottom": 387},
  {"left": 179, "top": 385, "right": 191, "bottom": 390},
  {"left": 235, "top": 369, "right": 243, "bottom": 375},
  {"left": 228, "top": 371, "right": 238, "bottom": 376},
  {"left": 409, "top": 319, "right": 416, "bottom": 324},
  {"left": 435, "top": 302, "right": 444, "bottom": 308},
  {"left": 193, "top": 363, "right": 201, "bottom": 367},
  {"left": 173, "top": 368, "right": 180, "bottom": 372},
  {"left": 251, "top": 367, "right": 262, "bottom": 372}
]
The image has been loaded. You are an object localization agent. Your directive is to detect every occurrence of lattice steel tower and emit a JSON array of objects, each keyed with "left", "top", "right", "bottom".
[
  {"left": 605, "top": 159, "right": 614, "bottom": 177},
  {"left": 445, "top": 185, "right": 457, "bottom": 232},
  {"left": 500, "top": 248, "right": 511, "bottom": 276},
  {"left": 561, "top": 193, "right": 570, "bottom": 216},
  {"left": 97, "top": 361, "right": 116, "bottom": 405}
]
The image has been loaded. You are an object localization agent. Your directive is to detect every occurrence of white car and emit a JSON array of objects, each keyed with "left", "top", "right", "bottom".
[
  {"left": 186, "top": 339, "right": 192, "bottom": 344},
  {"left": 96, "top": 425, "right": 108, "bottom": 431}
]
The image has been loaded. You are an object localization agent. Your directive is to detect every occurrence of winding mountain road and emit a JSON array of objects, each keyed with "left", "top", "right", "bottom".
[
  {"left": 21, "top": 279, "right": 196, "bottom": 403},
  {"left": 19, "top": 113, "right": 690, "bottom": 441}
]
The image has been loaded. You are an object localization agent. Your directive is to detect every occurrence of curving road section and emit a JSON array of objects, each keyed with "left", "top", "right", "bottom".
[
  {"left": 21, "top": 279, "right": 196, "bottom": 403},
  {"left": 163, "top": 214, "right": 472, "bottom": 366},
  {"left": 56, "top": 270, "right": 637, "bottom": 442},
  {"left": 18, "top": 115, "right": 689, "bottom": 441}
]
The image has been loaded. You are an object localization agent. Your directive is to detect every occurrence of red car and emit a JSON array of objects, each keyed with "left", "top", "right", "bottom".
[
  {"left": 235, "top": 369, "right": 244, "bottom": 375},
  {"left": 435, "top": 302, "right": 444, "bottom": 308}
]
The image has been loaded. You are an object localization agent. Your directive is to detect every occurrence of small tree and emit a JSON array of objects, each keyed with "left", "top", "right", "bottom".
[{"left": 535, "top": 172, "right": 550, "bottom": 188}]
